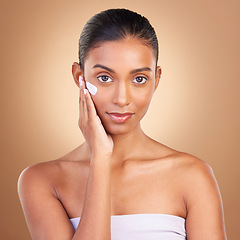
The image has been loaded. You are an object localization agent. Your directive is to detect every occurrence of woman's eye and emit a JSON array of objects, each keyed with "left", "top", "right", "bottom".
[
  {"left": 132, "top": 76, "right": 148, "bottom": 84},
  {"left": 97, "top": 75, "right": 113, "bottom": 83}
]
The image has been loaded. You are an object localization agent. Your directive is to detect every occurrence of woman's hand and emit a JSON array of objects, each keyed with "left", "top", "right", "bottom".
[{"left": 78, "top": 76, "right": 113, "bottom": 157}]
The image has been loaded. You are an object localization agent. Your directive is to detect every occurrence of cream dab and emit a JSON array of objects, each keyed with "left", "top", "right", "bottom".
[{"left": 86, "top": 81, "right": 97, "bottom": 95}]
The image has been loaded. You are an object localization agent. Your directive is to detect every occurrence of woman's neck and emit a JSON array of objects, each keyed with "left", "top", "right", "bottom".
[
  {"left": 110, "top": 125, "right": 150, "bottom": 166},
  {"left": 68, "top": 125, "right": 153, "bottom": 165}
]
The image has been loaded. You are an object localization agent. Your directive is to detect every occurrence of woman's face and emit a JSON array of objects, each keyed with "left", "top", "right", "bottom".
[{"left": 83, "top": 38, "right": 160, "bottom": 135}]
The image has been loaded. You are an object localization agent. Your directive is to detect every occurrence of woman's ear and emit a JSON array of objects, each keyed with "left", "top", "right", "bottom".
[
  {"left": 72, "top": 62, "right": 83, "bottom": 87},
  {"left": 154, "top": 66, "right": 161, "bottom": 91}
]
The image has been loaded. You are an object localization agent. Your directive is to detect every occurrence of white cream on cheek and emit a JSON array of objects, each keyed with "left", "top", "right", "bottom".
[
  {"left": 78, "top": 76, "right": 97, "bottom": 95},
  {"left": 86, "top": 81, "right": 97, "bottom": 95}
]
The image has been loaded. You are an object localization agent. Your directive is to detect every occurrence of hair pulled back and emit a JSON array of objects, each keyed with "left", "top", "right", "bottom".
[{"left": 79, "top": 8, "right": 159, "bottom": 71}]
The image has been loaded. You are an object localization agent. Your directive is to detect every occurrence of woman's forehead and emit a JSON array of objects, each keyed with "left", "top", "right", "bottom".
[{"left": 84, "top": 39, "right": 156, "bottom": 73}]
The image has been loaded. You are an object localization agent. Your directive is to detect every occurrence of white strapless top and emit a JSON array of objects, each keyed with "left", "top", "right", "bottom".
[{"left": 70, "top": 213, "right": 186, "bottom": 239}]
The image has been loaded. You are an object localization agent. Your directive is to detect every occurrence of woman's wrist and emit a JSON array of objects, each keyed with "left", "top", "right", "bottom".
[{"left": 91, "top": 152, "right": 112, "bottom": 165}]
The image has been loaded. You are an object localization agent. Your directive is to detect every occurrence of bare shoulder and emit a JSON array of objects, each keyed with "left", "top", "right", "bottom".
[
  {"left": 146, "top": 140, "right": 217, "bottom": 187},
  {"left": 174, "top": 151, "right": 222, "bottom": 200},
  {"left": 171, "top": 151, "right": 214, "bottom": 177},
  {"left": 163, "top": 151, "right": 226, "bottom": 239},
  {"left": 173, "top": 152, "right": 217, "bottom": 189},
  {"left": 151, "top": 140, "right": 211, "bottom": 171},
  {"left": 146, "top": 139, "right": 215, "bottom": 182},
  {"left": 18, "top": 160, "right": 59, "bottom": 192},
  {"left": 17, "top": 161, "right": 62, "bottom": 210},
  {"left": 17, "top": 156, "right": 90, "bottom": 239},
  {"left": 166, "top": 151, "right": 218, "bottom": 194},
  {"left": 18, "top": 144, "right": 91, "bottom": 218},
  {"left": 151, "top": 140, "right": 220, "bottom": 201},
  {"left": 18, "top": 157, "right": 89, "bottom": 195},
  {"left": 18, "top": 143, "right": 89, "bottom": 189},
  {"left": 19, "top": 160, "right": 60, "bottom": 177},
  {"left": 170, "top": 152, "right": 226, "bottom": 239}
]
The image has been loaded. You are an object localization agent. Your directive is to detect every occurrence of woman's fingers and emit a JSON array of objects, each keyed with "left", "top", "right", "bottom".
[
  {"left": 84, "top": 89, "right": 98, "bottom": 121},
  {"left": 79, "top": 77, "right": 88, "bottom": 131},
  {"left": 79, "top": 77, "right": 98, "bottom": 132},
  {"left": 78, "top": 84, "right": 83, "bottom": 128},
  {"left": 79, "top": 76, "right": 98, "bottom": 122},
  {"left": 82, "top": 88, "right": 88, "bottom": 124}
]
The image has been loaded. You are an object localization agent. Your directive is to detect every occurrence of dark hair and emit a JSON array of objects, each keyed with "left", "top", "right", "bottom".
[{"left": 78, "top": 8, "right": 159, "bottom": 71}]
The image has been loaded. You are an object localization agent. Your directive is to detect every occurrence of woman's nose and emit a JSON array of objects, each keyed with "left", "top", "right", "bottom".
[{"left": 112, "top": 81, "right": 131, "bottom": 107}]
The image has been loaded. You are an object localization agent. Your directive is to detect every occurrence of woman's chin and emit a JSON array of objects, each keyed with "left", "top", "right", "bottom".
[
  {"left": 105, "top": 126, "right": 130, "bottom": 136},
  {"left": 103, "top": 122, "right": 140, "bottom": 136}
]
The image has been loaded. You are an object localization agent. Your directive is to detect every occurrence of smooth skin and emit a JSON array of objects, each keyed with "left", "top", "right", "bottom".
[{"left": 18, "top": 38, "right": 227, "bottom": 240}]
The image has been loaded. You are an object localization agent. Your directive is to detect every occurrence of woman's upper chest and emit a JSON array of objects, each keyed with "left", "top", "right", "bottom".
[
  {"left": 110, "top": 159, "right": 185, "bottom": 215},
  {"left": 55, "top": 159, "right": 186, "bottom": 218}
]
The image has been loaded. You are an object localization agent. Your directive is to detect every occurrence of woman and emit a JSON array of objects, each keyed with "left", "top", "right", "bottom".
[{"left": 18, "top": 8, "right": 227, "bottom": 240}]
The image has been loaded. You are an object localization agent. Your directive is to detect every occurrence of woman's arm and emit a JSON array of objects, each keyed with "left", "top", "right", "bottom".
[
  {"left": 73, "top": 153, "right": 111, "bottom": 240},
  {"left": 184, "top": 155, "right": 227, "bottom": 239},
  {"left": 18, "top": 165, "right": 76, "bottom": 240},
  {"left": 18, "top": 82, "right": 113, "bottom": 240},
  {"left": 73, "top": 79, "right": 113, "bottom": 240}
]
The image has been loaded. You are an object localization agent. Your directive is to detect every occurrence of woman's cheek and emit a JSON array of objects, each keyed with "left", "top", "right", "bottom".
[
  {"left": 91, "top": 93, "right": 108, "bottom": 116},
  {"left": 135, "top": 88, "right": 153, "bottom": 105},
  {"left": 136, "top": 92, "right": 153, "bottom": 116}
]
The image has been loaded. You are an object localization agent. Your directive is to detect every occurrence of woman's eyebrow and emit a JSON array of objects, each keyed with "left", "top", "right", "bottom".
[
  {"left": 92, "top": 64, "right": 152, "bottom": 75},
  {"left": 92, "top": 64, "right": 115, "bottom": 73},
  {"left": 130, "top": 67, "right": 152, "bottom": 74}
]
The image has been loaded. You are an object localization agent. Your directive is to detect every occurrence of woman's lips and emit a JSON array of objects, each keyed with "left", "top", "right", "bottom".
[{"left": 107, "top": 112, "right": 134, "bottom": 123}]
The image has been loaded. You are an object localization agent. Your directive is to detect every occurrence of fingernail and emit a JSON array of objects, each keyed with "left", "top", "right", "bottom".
[
  {"left": 79, "top": 76, "right": 83, "bottom": 86},
  {"left": 84, "top": 89, "right": 87, "bottom": 95}
]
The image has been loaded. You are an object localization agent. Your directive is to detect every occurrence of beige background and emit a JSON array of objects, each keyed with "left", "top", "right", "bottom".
[{"left": 1, "top": 0, "right": 239, "bottom": 239}]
